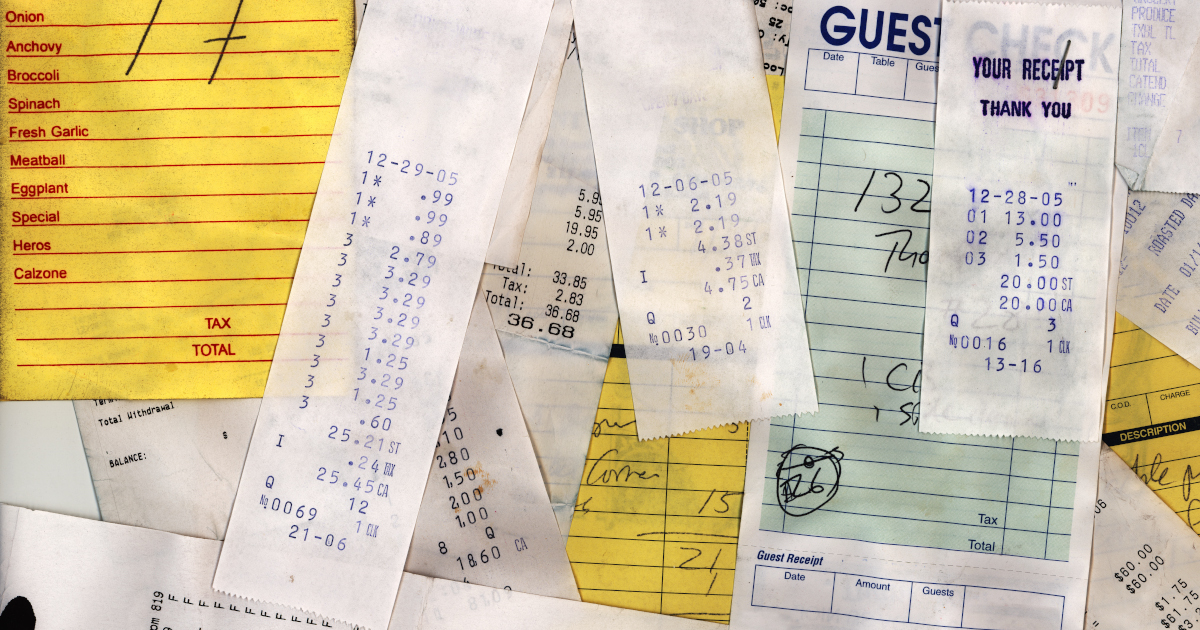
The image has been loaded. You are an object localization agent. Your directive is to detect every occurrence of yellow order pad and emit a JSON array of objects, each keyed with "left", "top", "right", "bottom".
[
  {"left": 765, "top": 74, "right": 784, "bottom": 141},
  {"left": 1105, "top": 312, "right": 1200, "bottom": 534},
  {"left": 0, "top": 0, "right": 352, "bottom": 399},
  {"left": 566, "top": 324, "right": 749, "bottom": 624}
]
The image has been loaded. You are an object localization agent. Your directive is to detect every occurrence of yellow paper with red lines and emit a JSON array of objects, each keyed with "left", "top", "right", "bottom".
[
  {"left": 566, "top": 324, "right": 749, "bottom": 624},
  {"left": 1105, "top": 312, "right": 1200, "bottom": 536},
  {"left": 0, "top": 0, "right": 353, "bottom": 399}
]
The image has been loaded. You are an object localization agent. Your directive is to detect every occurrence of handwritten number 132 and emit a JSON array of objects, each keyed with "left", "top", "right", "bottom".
[{"left": 853, "top": 170, "right": 930, "bottom": 214}]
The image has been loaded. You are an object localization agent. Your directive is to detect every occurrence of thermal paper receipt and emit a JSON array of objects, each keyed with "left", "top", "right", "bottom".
[
  {"left": 1086, "top": 446, "right": 1200, "bottom": 629},
  {"left": 213, "top": 1, "right": 554, "bottom": 627},
  {"left": 405, "top": 294, "right": 579, "bottom": 599},
  {"left": 572, "top": 0, "right": 818, "bottom": 439},
  {"left": 921, "top": 0, "right": 1120, "bottom": 441},
  {"left": 0, "top": 504, "right": 349, "bottom": 629}
]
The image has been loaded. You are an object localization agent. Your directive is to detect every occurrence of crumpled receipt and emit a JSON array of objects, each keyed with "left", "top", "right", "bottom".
[
  {"left": 1116, "top": 190, "right": 1200, "bottom": 369},
  {"left": 1114, "top": 0, "right": 1200, "bottom": 192}
]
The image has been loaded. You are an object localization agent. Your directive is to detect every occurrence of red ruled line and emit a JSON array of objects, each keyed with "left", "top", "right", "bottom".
[
  {"left": 8, "top": 76, "right": 341, "bottom": 85},
  {"left": 10, "top": 192, "right": 315, "bottom": 200},
  {"left": 12, "top": 219, "right": 307, "bottom": 227},
  {"left": 17, "top": 360, "right": 274, "bottom": 367},
  {"left": 14, "top": 247, "right": 301, "bottom": 256},
  {"left": 18, "top": 333, "right": 280, "bottom": 341},
  {"left": 11, "top": 161, "right": 324, "bottom": 170},
  {"left": 15, "top": 303, "right": 286, "bottom": 312},
  {"left": 15, "top": 276, "right": 293, "bottom": 285},
  {"left": 10, "top": 133, "right": 333, "bottom": 143},
  {"left": 8, "top": 104, "right": 338, "bottom": 114},
  {"left": 4, "top": 19, "right": 339, "bottom": 28},
  {"left": 6, "top": 49, "right": 340, "bottom": 58}
]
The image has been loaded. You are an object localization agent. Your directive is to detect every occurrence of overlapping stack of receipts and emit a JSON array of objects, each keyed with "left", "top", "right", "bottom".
[{"left": 3, "top": 1, "right": 1200, "bottom": 629}]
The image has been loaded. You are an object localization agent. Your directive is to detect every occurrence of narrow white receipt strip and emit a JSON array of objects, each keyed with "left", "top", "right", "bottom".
[
  {"left": 484, "top": 0, "right": 574, "bottom": 266},
  {"left": 482, "top": 42, "right": 618, "bottom": 538},
  {"left": 73, "top": 398, "right": 258, "bottom": 540},
  {"left": 405, "top": 295, "right": 579, "bottom": 599},
  {"left": 0, "top": 505, "right": 349, "bottom": 629},
  {"left": 213, "top": 2, "right": 554, "bottom": 627},
  {"left": 1115, "top": 190, "right": 1200, "bottom": 368},
  {"left": 920, "top": 0, "right": 1120, "bottom": 441},
  {"left": 571, "top": 0, "right": 818, "bottom": 439},
  {"left": 388, "top": 573, "right": 710, "bottom": 630},
  {"left": 1086, "top": 446, "right": 1200, "bottom": 628}
]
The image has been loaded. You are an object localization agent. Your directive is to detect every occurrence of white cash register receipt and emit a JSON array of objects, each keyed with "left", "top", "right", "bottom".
[
  {"left": 920, "top": 0, "right": 1120, "bottom": 441},
  {"left": 213, "top": 1, "right": 554, "bottom": 628},
  {"left": 732, "top": 2, "right": 1101, "bottom": 629},
  {"left": 572, "top": 0, "right": 818, "bottom": 439}
]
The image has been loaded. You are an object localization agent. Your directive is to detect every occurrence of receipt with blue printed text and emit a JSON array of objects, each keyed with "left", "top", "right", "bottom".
[
  {"left": 920, "top": 0, "right": 1120, "bottom": 441},
  {"left": 571, "top": 0, "right": 818, "bottom": 439},
  {"left": 213, "top": 1, "right": 555, "bottom": 627},
  {"left": 0, "top": 504, "right": 350, "bottom": 630},
  {"left": 1115, "top": 0, "right": 1200, "bottom": 192},
  {"left": 388, "top": 573, "right": 711, "bottom": 630},
  {"left": 482, "top": 36, "right": 618, "bottom": 538},
  {"left": 405, "top": 294, "right": 579, "bottom": 598}
]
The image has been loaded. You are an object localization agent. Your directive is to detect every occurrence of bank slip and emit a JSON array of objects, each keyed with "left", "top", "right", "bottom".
[
  {"left": 921, "top": 0, "right": 1120, "bottom": 441},
  {"left": 213, "top": 1, "right": 553, "bottom": 626},
  {"left": 70, "top": 302, "right": 582, "bottom": 598},
  {"left": 732, "top": 2, "right": 1101, "bottom": 629},
  {"left": 0, "top": 1, "right": 353, "bottom": 400},
  {"left": 565, "top": 325, "right": 749, "bottom": 623}
]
